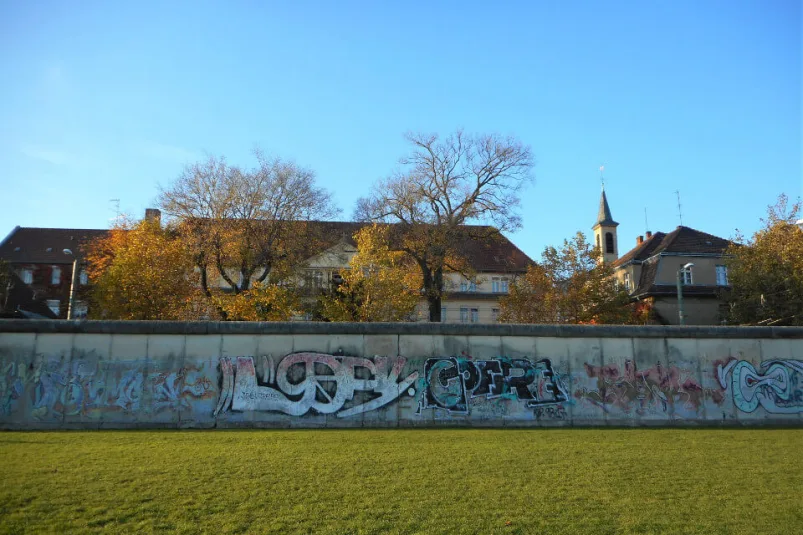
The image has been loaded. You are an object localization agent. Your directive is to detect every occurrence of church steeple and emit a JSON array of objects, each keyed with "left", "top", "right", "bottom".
[{"left": 592, "top": 185, "right": 619, "bottom": 263}]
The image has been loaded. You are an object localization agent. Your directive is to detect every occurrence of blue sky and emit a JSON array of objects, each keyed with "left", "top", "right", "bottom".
[{"left": 1, "top": 0, "right": 800, "bottom": 260}]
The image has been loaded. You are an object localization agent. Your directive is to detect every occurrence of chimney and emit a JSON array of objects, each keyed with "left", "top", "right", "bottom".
[
  {"left": 144, "top": 208, "right": 161, "bottom": 225},
  {"left": 637, "top": 235, "right": 644, "bottom": 245},
  {"left": 646, "top": 231, "right": 652, "bottom": 239}
]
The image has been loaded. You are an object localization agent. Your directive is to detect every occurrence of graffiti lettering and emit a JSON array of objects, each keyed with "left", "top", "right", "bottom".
[
  {"left": 215, "top": 353, "right": 418, "bottom": 418},
  {"left": 420, "top": 357, "right": 568, "bottom": 414},
  {"left": 575, "top": 360, "right": 712, "bottom": 415},
  {"left": 717, "top": 359, "right": 803, "bottom": 414}
]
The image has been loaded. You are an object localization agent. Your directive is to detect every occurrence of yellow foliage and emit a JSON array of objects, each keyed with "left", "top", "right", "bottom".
[
  {"left": 85, "top": 218, "right": 205, "bottom": 320},
  {"left": 499, "top": 232, "right": 635, "bottom": 324},
  {"left": 214, "top": 282, "right": 301, "bottom": 321},
  {"left": 725, "top": 194, "right": 803, "bottom": 325},
  {"left": 321, "top": 225, "right": 422, "bottom": 322}
]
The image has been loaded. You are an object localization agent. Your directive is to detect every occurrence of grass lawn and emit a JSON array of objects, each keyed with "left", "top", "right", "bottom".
[{"left": 0, "top": 429, "right": 801, "bottom": 534}]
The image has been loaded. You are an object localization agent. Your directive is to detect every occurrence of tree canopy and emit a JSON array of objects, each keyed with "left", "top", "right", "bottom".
[
  {"left": 85, "top": 218, "right": 204, "bottom": 320},
  {"left": 725, "top": 194, "right": 803, "bottom": 326},
  {"left": 499, "top": 232, "right": 635, "bottom": 324},
  {"left": 319, "top": 224, "right": 422, "bottom": 322},
  {"left": 355, "top": 130, "right": 533, "bottom": 321},
  {"left": 158, "top": 152, "right": 339, "bottom": 297}
]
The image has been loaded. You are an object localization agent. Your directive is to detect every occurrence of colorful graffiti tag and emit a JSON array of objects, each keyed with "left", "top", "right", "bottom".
[
  {"left": 1, "top": 358, "right": 216, "bottom": 420},
  {"left": 215, "top": 353, "right": 419, "bottom": 418},
  {"left": 574, "top": 360, "right": 717, "bottom": 416},
  {"left": 419, "top": 357, "right": 568, "bottom": 414},
  {"left": 717, "top": 359, "right": 803, "bottom": 414}
]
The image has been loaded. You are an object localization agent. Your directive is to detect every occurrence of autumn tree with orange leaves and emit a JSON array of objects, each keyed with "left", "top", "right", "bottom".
[
  {"left": 319, "top": 224, "right": 422, "bottom": 322},
  {"left": 85, "top": 218, "right": 205, "bottom": 320},
  {"left": 499, "top": 232, "right": 635, "bottom": 324}
]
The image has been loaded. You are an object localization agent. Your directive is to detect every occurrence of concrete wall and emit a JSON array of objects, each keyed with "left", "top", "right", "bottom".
[{"left": 1, "top": 320, "right": 801, "bottom": 429}]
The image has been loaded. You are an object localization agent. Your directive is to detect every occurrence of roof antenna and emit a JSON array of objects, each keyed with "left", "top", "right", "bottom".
[
  {"left": 675, "top": 190, "right": 684, "bottom": 226},
  {"left": 109, "top": 199, "right": 120, "bottom": 222},
  {"left": 644, "top": 207, "right": 649, "bottom": 233}
]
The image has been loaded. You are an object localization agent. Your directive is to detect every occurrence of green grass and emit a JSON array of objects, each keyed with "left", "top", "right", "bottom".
[{"left": 0, "top": 429, "right": 801, "bottom": 534}]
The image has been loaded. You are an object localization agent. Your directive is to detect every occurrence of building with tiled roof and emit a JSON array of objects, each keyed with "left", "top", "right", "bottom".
[
  {"left": 0, "top": 211, "right": 533, "bottom": 323},
  {"left": 596, "top": 189, "right": 734, "bottom": 324}
]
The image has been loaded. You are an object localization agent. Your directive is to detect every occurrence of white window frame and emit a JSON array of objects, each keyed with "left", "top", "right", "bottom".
[
  {"left": 624, "top": 273, "right": 631, "bottom": 292},
  {"left": 470, "top": 308, "right": 479, "bottom": 323},
  {"left": 460, "top": 307, "right": 468, "bottom": 323},
  {"left": 716, "top": 265, "right": 728, "bottom": 286},
  {"left": 441, "top": 307, "right": 447, "bottom": 322},
  {"left": 680, "top": 265, "right": 693, "bottom": 285},
  {"left": 51, "top": 266, "right": 61, "bottom": 285},
  {"left": 20, "top": 268, "right": 33, "bottom": 284},
  {"left": 491, "top": 308, "right": 500, "bottom": 322}
]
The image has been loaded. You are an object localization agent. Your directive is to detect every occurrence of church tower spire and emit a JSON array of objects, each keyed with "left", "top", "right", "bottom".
[{"left": 592, "top": 172, "right": 619, "bottom": 263}]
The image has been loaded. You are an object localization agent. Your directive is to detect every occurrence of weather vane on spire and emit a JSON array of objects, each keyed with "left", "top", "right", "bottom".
[{"left": 599, "top": 165, "right": 605, "bottom": 190}]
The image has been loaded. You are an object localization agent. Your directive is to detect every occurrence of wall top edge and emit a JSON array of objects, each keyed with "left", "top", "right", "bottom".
[{"left": 1, "top": 320, "right": 802, "bottom": 339}]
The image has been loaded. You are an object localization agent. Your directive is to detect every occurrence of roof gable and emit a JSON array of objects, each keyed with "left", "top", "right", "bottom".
[{"left": 614, "top": 226, "right": 731, "bottom": 267}]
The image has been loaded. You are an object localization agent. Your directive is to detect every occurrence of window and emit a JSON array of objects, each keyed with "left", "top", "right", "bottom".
[
  {"left": 492, "top": 277, "right": 509, "bottom": 293},
  {"left": 605, "top": 232, "right": 615, "bottom": 254},
  {"left": 441, "top": 307, "right": 447, "bottom": 322},
  {"left": 680, "top": 264, "right": 693, "bottom": 285},
  {"left": 46, "top": 300, "right": 60, "bottom": 316},
  {"left": 79, "top": 269, "right": 88, "bottom": 285},
  {"left": 461, "top": 307, "right": 479, "bottom": 323},
  {"left": 74, "top": 301, "right": 88, "bottom": 319},
  {"left": 716, "top": 265, "right": 729, "bottom": 286},
  {"left": 461, "top": 280, "right": 477, "bottom": 292},
  {"left": 20, "top": 268, "right": 33, "bottom": 284},
  {"left": 51, "top": 266, "right": 61, "bottom": 285},
  {"left": 623, "top": 273, "right": 631, "bottom": 292},
  {"left": 491, "top": 308, "right": 500, "bottom": 322},
  {"left": 460, "top": 282, "right": 467, "bottom": 292},
  {"left": 305, "top": 270, "right": 324, "bottom": 288}
]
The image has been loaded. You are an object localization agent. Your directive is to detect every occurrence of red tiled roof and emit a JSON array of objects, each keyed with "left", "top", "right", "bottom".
[
  {"left": 0, "top": 222, "right": 533, "bottom": 273},
  {"left": 614, "top": 226, "right": 731, "bottom": 268},
  {"left": 0, "top": 227, "right": 109, "bottom": 264}
]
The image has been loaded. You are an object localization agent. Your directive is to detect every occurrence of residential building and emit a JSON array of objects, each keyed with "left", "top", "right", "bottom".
[
  {"left": 593, "top": 189, "right": 733, "bottom": 325},
  {"left": 0, "top": 227, "right": 104, "bottom": 318},
  {"left": 0, "top": 216, "right": 533, "bottom": 323}
]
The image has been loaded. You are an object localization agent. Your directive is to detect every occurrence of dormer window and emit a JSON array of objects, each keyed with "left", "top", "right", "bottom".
[{"left": 680, "top": 264, "right": 693, "bottom": 285}]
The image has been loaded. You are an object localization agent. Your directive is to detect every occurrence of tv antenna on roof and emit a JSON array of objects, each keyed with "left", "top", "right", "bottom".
[
  {"left": 675, "top": 191, "right": 684, "bottom": 226},
  {"left": 644, "top": 207, "right": 650, "bottom": 233},
  {"left": 110, "top": 199, "right": 120, "bottom": 221}
]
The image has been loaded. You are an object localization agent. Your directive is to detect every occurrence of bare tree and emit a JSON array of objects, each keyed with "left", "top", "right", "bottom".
[
  {"left": 158, "top": 151, "right": 340, "bottom": 304},
  {"left": 355, "top": 130, "right": 533, "bottom": 321}
]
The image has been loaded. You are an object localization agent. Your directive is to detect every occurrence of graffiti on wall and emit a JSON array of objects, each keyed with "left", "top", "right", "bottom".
[
  {"left": 214, "top": 353, "right": 418, "bottom": 418},
  {"left": 574, "top": 360, "right": 718, "bottom": 416},
  {"left": 419, "top": 357, "right": 568, "bottom": 414},
  {"left": 717, "top": 359, "right": 803, "bottom": 414},
  {"left": 1, "top": 358, "right": 216, "bottom": 420}
]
